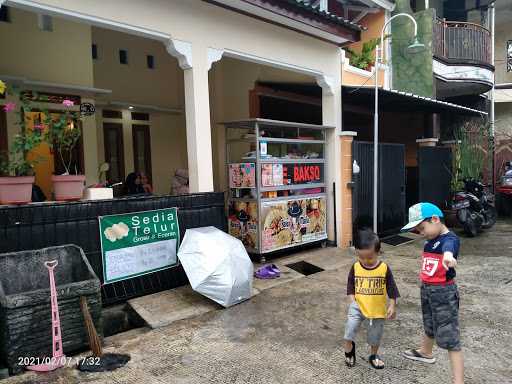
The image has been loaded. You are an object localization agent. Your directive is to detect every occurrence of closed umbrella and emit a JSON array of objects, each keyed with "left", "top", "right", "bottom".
[{"left": 178, "top": 226, "right": 253, "bottom": 307}]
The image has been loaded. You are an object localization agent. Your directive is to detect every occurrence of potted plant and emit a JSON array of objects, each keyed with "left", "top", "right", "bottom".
[
  {"left": 0, "top": 81, "right": 45, "bottom": 204},
  {"left": 43, "top": 99, "right": 86, "bottom": 200},
  {"left": 344, "top": 36, "right": 390, "bottom": 71}
]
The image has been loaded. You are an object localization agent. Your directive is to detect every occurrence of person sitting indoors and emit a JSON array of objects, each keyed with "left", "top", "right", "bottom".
[
  {"left": 140, "top": 172, "right": 153, "bottom": 194},
  {"left": 124, "top": 172, "right": 145, "bottom": 195}
]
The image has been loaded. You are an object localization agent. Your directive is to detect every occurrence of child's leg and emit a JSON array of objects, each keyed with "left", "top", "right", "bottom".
[
  {"left": 403, "top": 285, "right": 437, "bottom": 363},
  {"left": 419, "top": 334, "right": 435, "bottom": 358},
  {"left": 344, "top": 302, "right": 363, "bottom": 366},
  {"left": 449, "top": 350, "right": 464, "bottom": 384},
  {"left": 344, "top": 302, "right": 363, "bottom": 348},
  {"left": 367, "top": 319, "right": 385, "bottom": 368}
]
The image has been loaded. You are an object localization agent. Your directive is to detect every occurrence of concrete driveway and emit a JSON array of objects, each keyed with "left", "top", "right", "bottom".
[{"left": 4, "top": 220, "right": 512, "bottom": 384}]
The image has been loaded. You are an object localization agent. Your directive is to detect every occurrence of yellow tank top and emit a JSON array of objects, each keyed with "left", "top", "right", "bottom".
[{"left": 354, "top": 261, "right": 388, "bottom": 319}]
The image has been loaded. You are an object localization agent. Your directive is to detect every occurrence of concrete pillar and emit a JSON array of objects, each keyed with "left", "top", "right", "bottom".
[
  {"left": 81, "top": 98, "right": 99, "bottom": 185},
  {"left": 424, "top": 113, "right": 440, "bottom": 138},
  {"left": 340, "top": 131, "right": 357, "bottom": 248},
  {"left": 183, "top": 45, "right": 214, "bottom": 193},
  {"left": 320, "top": 75, "right": 342, "bottom": 246}
]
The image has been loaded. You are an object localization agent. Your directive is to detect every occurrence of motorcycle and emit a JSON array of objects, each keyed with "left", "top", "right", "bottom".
[{"left": 451, "top": 178, "right": 497, "bottom": 237}]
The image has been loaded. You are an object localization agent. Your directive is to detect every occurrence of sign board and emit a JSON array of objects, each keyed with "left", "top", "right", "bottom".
[
  {"left": 229, "top": 163, "right": 255, "bottom": 188},
  {"left": 261, "top": 196, "right": 327, "bottom": 252},
  {"left": 228, "top": 200, "right": 258, "bottom": 250},
  {"left": 261, "top": 163, "right": 324, "bottom": 186},
  {"left": 99, "top": 208, "right": 180, "bottom": 284},
  {"left": 80, "top": 102, "right": 96, "bottom": 116}
]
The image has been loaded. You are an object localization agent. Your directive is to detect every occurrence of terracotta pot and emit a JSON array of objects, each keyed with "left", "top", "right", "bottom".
[
  {"left": 0, "top": 176, "right": 35, "bottom": 205},
  {"left": 52, "top": 175, "right": 86, "bottom": 201}
]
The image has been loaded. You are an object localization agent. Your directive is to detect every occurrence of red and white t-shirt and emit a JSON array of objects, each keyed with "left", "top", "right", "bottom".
[{"left": 420, "top": 232, "right": 460, "bottom": 285}]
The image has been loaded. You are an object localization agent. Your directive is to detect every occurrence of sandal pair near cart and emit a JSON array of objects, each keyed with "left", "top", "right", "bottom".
[
  {"left": 345, "top": 345, "right": 436, "bottom": 369},
  {"left": 254, "top": 264, "right": 280, "bottom": 279}
]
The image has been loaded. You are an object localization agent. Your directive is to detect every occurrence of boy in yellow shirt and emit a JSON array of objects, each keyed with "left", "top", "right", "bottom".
[{"left": 344, "top": 229, "right": 399, "bottom": 369}]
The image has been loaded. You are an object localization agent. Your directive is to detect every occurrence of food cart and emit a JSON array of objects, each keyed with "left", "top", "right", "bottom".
[{"left": 224, "top": 119, "right": 332, "bottom": 261}]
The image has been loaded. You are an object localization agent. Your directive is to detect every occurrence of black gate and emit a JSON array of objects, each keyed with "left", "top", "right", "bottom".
[
  {"left": 418, "top": 146, "right": 453, "bottom": 209},
  {"left": 352, "top": 141, "right": 406, "bottom": 236}
]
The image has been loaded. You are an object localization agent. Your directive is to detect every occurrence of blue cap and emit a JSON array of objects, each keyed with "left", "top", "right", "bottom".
[{"left": 401, "top": 202, "right": 444, "bottom": 231}]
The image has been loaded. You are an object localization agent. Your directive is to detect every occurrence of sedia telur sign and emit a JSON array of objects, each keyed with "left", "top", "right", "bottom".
[{"left": 99, "top": 208, "right": 180, "bottom": 284}]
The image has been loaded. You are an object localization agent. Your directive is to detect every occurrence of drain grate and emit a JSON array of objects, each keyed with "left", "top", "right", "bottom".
[
  {"left": 285, "top": 261, "right": 324, "bottom": 276},
  {"left": 381, "top": 235, "right": 415, "bottom": 246}
]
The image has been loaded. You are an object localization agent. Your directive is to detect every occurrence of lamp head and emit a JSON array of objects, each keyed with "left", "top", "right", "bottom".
[{"left": 407, "top": 37, "right": 425, "bottom": 54}]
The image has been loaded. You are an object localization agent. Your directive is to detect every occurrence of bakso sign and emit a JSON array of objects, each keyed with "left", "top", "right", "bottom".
[
  {"left": 283, "top": 164, "right": 323, "bottom": 185},
  {"left": 99, "top": 208, "right": 180, "bottom": 284}
]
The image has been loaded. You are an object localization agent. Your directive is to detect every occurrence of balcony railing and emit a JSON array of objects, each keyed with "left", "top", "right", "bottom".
[{"left": 433, "top": 18, "right": 492, "bottom": 67}]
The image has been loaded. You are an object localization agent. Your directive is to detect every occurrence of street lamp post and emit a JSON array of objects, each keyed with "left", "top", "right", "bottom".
[{"left": 373, "top": 13, "right": 424, "bottom": 233}]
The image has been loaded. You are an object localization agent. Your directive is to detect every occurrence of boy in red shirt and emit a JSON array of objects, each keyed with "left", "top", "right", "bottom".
[{"left": 401, "top": 202, "right": 463, "bottom": 384}]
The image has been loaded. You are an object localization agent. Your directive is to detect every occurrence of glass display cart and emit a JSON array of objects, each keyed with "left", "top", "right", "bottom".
[{"left": 224, "top": 119, "right": 333, "bottom": 262}]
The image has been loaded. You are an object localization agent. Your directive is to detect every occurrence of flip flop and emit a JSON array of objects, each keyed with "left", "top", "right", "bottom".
[
  {"left": 344, "top": 341, "right": 356, "bottom": 367},
  {"left": 369, "top": 354, "right": 384, "bottom": 369},
  {"left": 402, "top": 349, "right": 436, "bottom": 364},
  {"left": 254, "top": 264, "right": 280, "bottom": 279}
]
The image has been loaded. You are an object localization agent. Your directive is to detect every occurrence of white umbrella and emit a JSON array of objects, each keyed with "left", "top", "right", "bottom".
[{"left": 177, "top": 226, "right": 253, "bottom": 307}]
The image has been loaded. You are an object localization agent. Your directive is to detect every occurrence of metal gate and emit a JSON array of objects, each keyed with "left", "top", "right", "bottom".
[
  {"left": 352, "top": 141, "right": 406, "bottom": 236},
  {"left": 418, "top": 146, "right": 453, "bottom": 209}
]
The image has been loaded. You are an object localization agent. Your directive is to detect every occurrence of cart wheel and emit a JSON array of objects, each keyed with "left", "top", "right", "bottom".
[
  {"left": 259, "top": 255, "right": 266, "bottom": 264},
  {"left": 321, "top": 241, "right": 327, "bottom": 248}
]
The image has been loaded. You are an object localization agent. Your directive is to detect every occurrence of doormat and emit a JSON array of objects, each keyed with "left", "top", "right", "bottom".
[
  {"left": 381, "top": 235, "right": 415, "bottom": 246},
  {"left": 285, "top": 261, "right": 324, "bottom": 276}
]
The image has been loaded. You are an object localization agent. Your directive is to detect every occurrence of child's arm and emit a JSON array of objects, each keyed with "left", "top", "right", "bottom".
[
  {"left": 387, "top": 298, "right": 397, "bottom": 319},
  {"left": 441, "top": 236, "right": 460, "bottom": 270},
  {"left": 386, "top": 267, "right": 400, "bottom": 319},
  {"left": 442, "top": 251, "right": 457, "bottom": 270},
  {"left": 347, "top": 264, "right": 355, "bottom": 303}
]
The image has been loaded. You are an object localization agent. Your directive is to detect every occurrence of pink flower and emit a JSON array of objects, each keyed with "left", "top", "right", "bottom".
[
  {"left": 62, "top": 99, "right": 74, "bottom": 107},
  {"left": 3, "top": 102, "right": 16, "bottom": 112},
  {"left": 33, "top": 124, "right": 44, "bottom": 132}
]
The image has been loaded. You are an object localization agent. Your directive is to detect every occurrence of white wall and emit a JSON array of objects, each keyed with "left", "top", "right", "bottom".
[
  {"left": 18, "top": 0, "right": 342, "bottom": 77},
  {"left": 495, "top": 20, "right": 512, "bottom": 85},
  {"left": 91, "top": 27, "right": 184, "bottom": 109},
  {"left": 0, "top": 8, "right": 93, "bottom": 86}
]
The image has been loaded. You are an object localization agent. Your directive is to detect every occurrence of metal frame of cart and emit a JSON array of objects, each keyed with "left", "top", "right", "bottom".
[{"left": 224, "top": 119, "right": 333, "bottom": 262}]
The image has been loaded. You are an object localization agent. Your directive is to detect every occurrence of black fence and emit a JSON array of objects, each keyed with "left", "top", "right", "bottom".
[{"left": 0, "top": 193, "right": 226, "bottom": 305}]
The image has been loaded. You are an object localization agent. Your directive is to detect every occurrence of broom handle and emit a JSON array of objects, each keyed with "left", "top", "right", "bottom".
[{"left": 80, "top": 296, "right": 103, "bottom": 357}]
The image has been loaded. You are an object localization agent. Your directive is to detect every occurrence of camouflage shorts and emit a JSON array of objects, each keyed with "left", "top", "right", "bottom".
[{"left": 421, "top": 283, "right": 461, "bottom": 351}]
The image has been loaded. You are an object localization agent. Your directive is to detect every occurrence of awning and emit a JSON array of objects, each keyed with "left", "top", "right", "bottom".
[{"left": 342, "top": 86, "right": 487, "bottom": 116}]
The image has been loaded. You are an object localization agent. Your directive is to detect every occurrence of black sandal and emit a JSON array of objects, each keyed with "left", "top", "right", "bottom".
[
  {"left": 369, "top": 354, "right": 385, "bottom": 369},
  {"left": 344, "top": 341, "right": 356, "bottom": 367}
]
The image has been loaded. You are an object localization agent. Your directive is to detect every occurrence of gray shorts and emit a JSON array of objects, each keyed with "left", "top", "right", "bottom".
[
  {"left": 344, "top": 301, "right": 385, "bottom": 346},
  {"left": 421, "top": 283, "right": 461, "bottom": 351}
]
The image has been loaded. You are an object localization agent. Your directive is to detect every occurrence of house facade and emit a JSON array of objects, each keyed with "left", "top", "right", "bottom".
[
  {"left": 0, "top": 0, "right": 366, "bottom": 248},
  {"left": 0, "top": 0, "right": 497, "bottom": 250}
]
